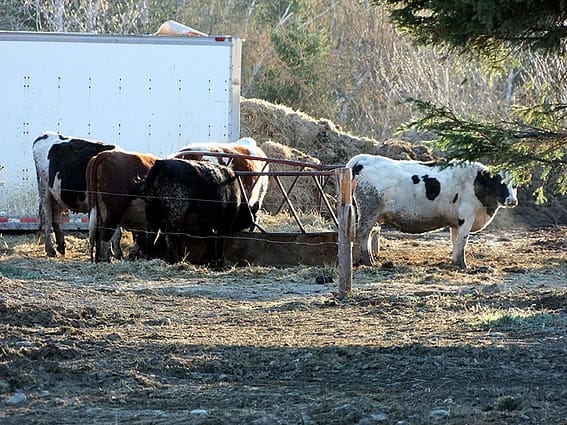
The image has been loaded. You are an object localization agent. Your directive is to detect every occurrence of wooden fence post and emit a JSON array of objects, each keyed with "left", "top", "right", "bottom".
[{"left": 335, "top": 167, "right": 354, "bottom": 298}]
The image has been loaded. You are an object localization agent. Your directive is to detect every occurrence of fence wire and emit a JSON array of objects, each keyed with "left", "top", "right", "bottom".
[{"left": 77, "top": 168, "right": 345, "bottom": 254}]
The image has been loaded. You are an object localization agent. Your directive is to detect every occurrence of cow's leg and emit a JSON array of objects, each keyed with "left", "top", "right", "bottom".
[
  {"left": 52, "top": 222, "right": 65, "bottom": 255},
  {"left": 35, "top": 177, "right": 49, "bottom": 247},
  {"left": 109, "top": 228, "right": 123, "bottom": 260},
  {"left": 353, "top": 186, "right": 383, "bottom": 266},
  {"left": 88, "top": 205, "right": 110, "bottom": 263},
  {"left": 40, "top": 192, "right": 57, "bottom": 257},
  {"left": 368, "top": 226, "right": 381, "bottom": 266},
  {"left": 98, "top": 240, "right": 111, "bottom": 262},
  {"left": 97, "top": 227, "right": 120, "bottom": 263},
  {"left": 46, "top": 194, "right": 67, "bottom": 257},
  {"left": 97, "top": 214, "right": 122, "bottom": 262},
  {"left": 209, "top": 235, "right": 227, "bottom": 269},
  {"left": 51, "top": 202, "right": 67, "bottom": 256},
  {"left": 88, "top": 207, "right": 98, "bottom": 262},
  {"left": 164, "top": 231, "right": 181, "bottom": 264},
  {"left": 357, "top": 217, "right": 380, "bottom": 266},
  {"left": 450, "top": 223, "right": 472, "bottom": 269},
  {"left": 36, "top": 203, "right": 44, "bottom": 245}
]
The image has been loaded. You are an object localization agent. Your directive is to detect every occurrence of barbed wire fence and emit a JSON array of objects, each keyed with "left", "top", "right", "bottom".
[{"left": 80, "top": 163, "right": 355, "bottom": 296}]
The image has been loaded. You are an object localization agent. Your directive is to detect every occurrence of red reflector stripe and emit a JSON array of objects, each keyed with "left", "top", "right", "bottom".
[
  {"left": 215, "top": 36, "right": 226, "bottom": 42},
  {"left": 20, "top": 217, "right": 40, "bottom": 223},
  {"left": 0, "top": 217, "right": 8, "bottom": 223}
]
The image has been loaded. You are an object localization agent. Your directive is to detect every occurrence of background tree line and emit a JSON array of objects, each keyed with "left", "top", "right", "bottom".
[{"left": 1, "top": 0, "right": 565, "bottom": 194}]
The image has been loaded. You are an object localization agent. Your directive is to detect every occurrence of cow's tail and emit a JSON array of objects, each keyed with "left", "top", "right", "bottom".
[
  {"left": 88, "top": 206, "right": 98, "bottom": 262},
  {"left": 138, "top": 160, "right": 166, "bottom": 259},
  {"left": 85, "top": 154, "right": 103, "bottom": 262},
  {"left": 140, "top": 159, "right": 163, "bottom": 195},
  {"left": 85, "top": 154, "right": 102, "bottom": 219}
]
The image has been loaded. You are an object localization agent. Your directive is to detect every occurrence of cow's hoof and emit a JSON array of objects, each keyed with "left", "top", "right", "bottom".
[
  {"left": 208, "top": 258, "right": 228, "bottom": 270},
  {"left": 358, "top": 260, "right": 376, "bottom": 267},
  {"left": 112, "top": 249, "right": 124, "bottom": 261},
  {"left": 467, "top": 265, "right": 495, "bottom": 274}
]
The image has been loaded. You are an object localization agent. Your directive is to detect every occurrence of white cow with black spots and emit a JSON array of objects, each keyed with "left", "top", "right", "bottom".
[{"left": 346, "top": 154, "right": 518, "bottom": 269}]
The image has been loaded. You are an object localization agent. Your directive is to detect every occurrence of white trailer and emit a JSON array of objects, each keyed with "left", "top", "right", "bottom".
[{"left": 0, "top": 31, "right": 242, "bottom": 230}]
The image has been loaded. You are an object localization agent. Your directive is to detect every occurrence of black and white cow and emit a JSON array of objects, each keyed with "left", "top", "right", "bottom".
[
  {"left": 32, "top": 131, "right": 117, "bottom": 257},
  {"left": 141, "top": 158, "right": 254, "bottom": 266},
  {"left": 346, "top": 154, "right": 518, "bottom": 269}
]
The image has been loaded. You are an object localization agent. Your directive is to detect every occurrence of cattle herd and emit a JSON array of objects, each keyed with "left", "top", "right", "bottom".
[
  {"left": 32, "top": 131, "right": 518, "bottom": 269},
  {"left": 33, "top": 131, "right": 268, "bottom": 267}
]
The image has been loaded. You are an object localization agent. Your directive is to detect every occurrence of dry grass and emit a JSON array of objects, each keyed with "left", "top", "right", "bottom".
[
  {"left": 0, "top": 226, "right": 566, "bottom": 424},
  {"left": 256, "top": 210, "right": 336, "bottom": 232}
]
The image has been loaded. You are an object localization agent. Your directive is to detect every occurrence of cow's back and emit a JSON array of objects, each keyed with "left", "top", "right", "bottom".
[
  {"left": 87, "top": 150, "right": 158, "bottom": 229},
  {"left": 144, "top": 159, "right": 253, "bottom": 233},
  {"left": 348, "top": 154, "right": 482, "bottom": 232},
  {"left": 34, "top": 132, "right": 116, "bottom": 211}
]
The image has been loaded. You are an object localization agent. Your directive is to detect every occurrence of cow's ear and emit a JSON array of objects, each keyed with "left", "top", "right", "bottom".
[
  {"left": 481, "top": 169, "right": 497, "bottom": 183},
  {"left": 476, "top": 169, "right": 492, "bottom": 189}
]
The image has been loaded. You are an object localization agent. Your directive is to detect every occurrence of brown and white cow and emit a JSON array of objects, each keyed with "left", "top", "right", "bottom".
[
  {"left": 32, "top": 131, "right": 117, "bottom": 257},
  {"left": 170, "top": 137, "right": 269, "bottom": 217},
  {"left": 141, "top": 158, "right": 254, "bottom": 266},
  {"left": 86, "top": 150, "right": 158, "bottom": 262},
  {"left": 346, "top": 154, "right": 518, "bottom": 269}
]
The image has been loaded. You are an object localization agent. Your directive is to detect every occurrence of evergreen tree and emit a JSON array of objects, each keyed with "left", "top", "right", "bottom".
[
  {"left": 373, "top": 0, "right": 567, "bottom": 198},
  {"left": 246, "top": 0, "right": 334, "bottom": 117},
  {"left": 371, "top": 0, "right": 567, "bottom": 53}
]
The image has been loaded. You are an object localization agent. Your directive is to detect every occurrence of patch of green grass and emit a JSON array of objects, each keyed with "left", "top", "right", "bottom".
[
  {"left": 475, "top": 309, "right": 559, "bottom": 331},
  {"left": 0, "top": 263, "right": 41, "bottom": 280}
]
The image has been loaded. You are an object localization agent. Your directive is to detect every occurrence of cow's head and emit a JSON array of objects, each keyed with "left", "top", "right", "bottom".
[
  {"left": 499, "top": 171, "right": 518, "bottom": 207},
  {"left": 475, "top": 169, "right": 518, "bottom": 213}
]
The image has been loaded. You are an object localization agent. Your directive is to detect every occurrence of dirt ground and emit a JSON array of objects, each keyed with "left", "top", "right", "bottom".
[{"left": 0, "top": 226, "right": 566, "bottom": 425}]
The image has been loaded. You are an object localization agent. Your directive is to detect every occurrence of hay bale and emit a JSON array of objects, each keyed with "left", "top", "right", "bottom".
[
  {"left": 260, "top": 140, "right": 320, "bottom": 166},
  {"left": 240, "top": 97, "right": 434, "bottom": 164},
  {"left": 241, "top": 97, "right": 433, "bottom": 216}
]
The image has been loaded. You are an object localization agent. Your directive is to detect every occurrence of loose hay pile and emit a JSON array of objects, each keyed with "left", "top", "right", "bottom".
[
  {"left": 241, "top": 97, "right": 434, "bottom": 165},
  {"left": 241, "top": 97, "right": 435, "bottom": 219}
]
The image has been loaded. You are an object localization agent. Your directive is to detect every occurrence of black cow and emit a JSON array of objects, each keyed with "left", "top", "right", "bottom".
[
  {"left": 32, "top": 131, "right": 117, "bottom": 257},
  {"left": 141, "top": 158, "right": 254, "bottom": 266}
]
